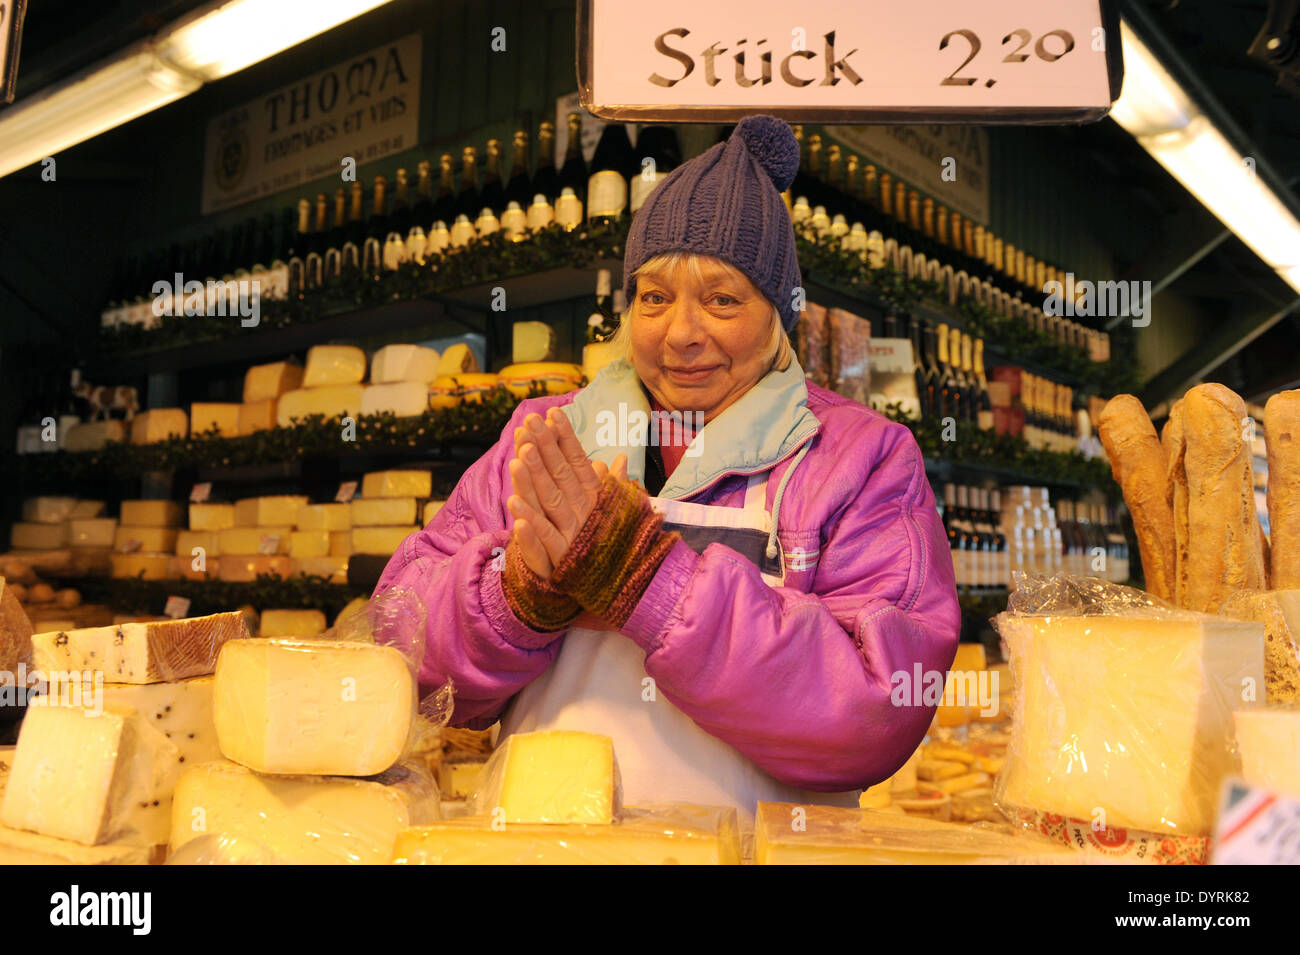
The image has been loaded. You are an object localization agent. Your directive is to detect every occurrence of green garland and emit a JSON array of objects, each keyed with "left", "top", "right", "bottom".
[{"left": 73, "top": 574, "right": 363, "bottom": 618}]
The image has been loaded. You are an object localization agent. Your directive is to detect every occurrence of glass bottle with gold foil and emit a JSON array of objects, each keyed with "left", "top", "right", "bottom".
[
  {"left": 385, "top": 169, "right": 412, "bottom": 270},
  {"left": 587, "top": 122, "right": 633, "bottom": 226},
  {"left": 973, "top": 338, "right": 993, "bottom": 431},
  {"left": 936, "top": 322, "right": 961, "bottom": 422},
  {"left": 454, "top": 147, "right": 480, "bottom": 221},
  {"left": 505, "top": 130, "right": 533, "bottom": 210},
  {"left": 342, "top": 181, "right": 364, "bottom": 272},
  {"left": 407, "top": 165, "right": 431, "bottom": 264},
  {"left": 630, "top": 125, "right": 680, "bottom": 213},
  {"left": 532, "top": 121, "right": 558, "bottom": 202},
  {"left": 288, "top": 198, "right": 310, "bottom": 297},
  {"left": 325, "top": 187, "right": 346, "bottom": 279},
  {"left": 480, "top": 139, "right": 506, "bottom": 216},
  {"left": 363, "top": 175, "right": 387, "bottom": 276},
  {"left": 959, "top": 332, "right": 977, "bottom": 424},
  {"left": 305, "top": 192, "right": 327, "bottom": 289},
  {"left": 432, "top": 153, "right": 456, "bottom": 227}
]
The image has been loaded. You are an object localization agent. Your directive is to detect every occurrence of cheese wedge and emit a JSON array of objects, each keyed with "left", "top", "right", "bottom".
[
  {"left": 351, "top": 525, "right": 416, "bottom": 555},
  {"left": 130, "top": 408, "right": 188, "bottom": 445},
  {"left": 114, "top": 526, "right": 177, "bottom": 554},
  {"left": 1234, "top": 708, "right": 1300, "bottom": 796},
  {"left": 217, "top": 555, "right": 294, "bottom": 582},
  {"left": 370, "top": 344, "right": 440, "bottom": 384},
  {"left": 170, "top": 760, "right": 439, "bottom": 864},
  {"left": 121, "top": 500, "right": 182, "bottom": 527},
  {"left": 393, "top": 806, "right": 740, "bottom": 865},
  {"left": 0, "top": 705, "right": 180, "bottom": 846},
  {"left": 0, "top": 825, "right": 151, "bottom": 865},
  {"left": 258, "top": 609, "right": 326, "bottom": 638},
  {"left": 303, "top": 345, "right": 367, "bottom": 388},
  {"left": 477, "top": 731, "right": 616, "bottom": 824},
  {"left": 32, "top": 612, "right": 248, "bottom": 683},
  {"left": 435, "top": 342, "right": 479, "bottom": 376},
  {"left": 296, "top": 556, "right": 348, "bottom": 584},
  {"left": 361, "top": 381, "right": 428, "bottom": 418},
  {"left": 22, "top": 497, "right": 77, "bottom": 523},
  {"left": 296, "top": 503, "right": 351, "bottom": 531},
  {"left": 217, "top": 526, "right": 293, "bottom": 556},
  {"left": 233, "top": 495, "right": 307, "bottom": 527},
  {"left": 69, "top": 518, "right": 118, "bottom": 547},
  {"left": 439, "top": 758, "right": 487, "bottom": 800},
  {"left": 11, "top": 522, "right": 68, "bottom": 549},
  {"left": 190, "top": 402, "right": 241, "bottom": 438},
  {"left": 189, "top": 503, "right": 235, "bottom": 532},
  {"left": 351, "top": 498, "right": 416, "bottom": 526},
  {"left": 64, "top": 420, "right": 126, "bottom": 452},
  {"left": 213, "top": 638, "right": 415, "bottom": 775},
  {"left": 276, "top": 384, "right": 365, "bottom": 427},
  {"left": 243, "top": 361, "right": 304, "bottom": 403},
  {"left": 109, "top": 553, "right": 172, "bottom": 580},
  {"left": 512, "top": 321, "right": 556, "bottom": 363},
  {"left": 237, "top": 399, "right": 277, "bottom": 436},
  {"left": 423, "top": 500, "right": 445, "bottom": 525},
  {"left": 362, "top": 470, "right": 431, "bottom": 499},
  {"left": 998, "top": 612, "right": 1265, "bottom": 835}
]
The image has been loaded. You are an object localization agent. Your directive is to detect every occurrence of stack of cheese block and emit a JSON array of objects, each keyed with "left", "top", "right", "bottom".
[
  {"left": 427, "top": 343, "right": 496, "bottom": 409},
  {"left": 217, "top": 495, "right": 304, "bottom": 583},
  {"left": 240, "top": 360, "right": 303, "bottom": 434},
  {"left": 174, "top": 501, "right": 231, "bottom": 581},
  {"left": 930, "top": 643, "right": 1012, "bottom": 735},
  {"left": 170, "top": 634, "right": 437, "bottom": 863},
  {"left": 364, "top": 344, "right": 441, "bottom": 418},
  {"left": 129, "top": 408, "right": 189, "bottom": 445},
  {"left": 394, "top": 730, "right": 741, "bottom": 864},
  {"left": 350, "top": 470, "right": 431, "bottom": 557},
  {"left": 63, "top": 419, "right": 127, "bottom": 452},
  {"left": 277, "top": 345, "right": 366, "bottom": 427},
  {"left": 293, "top": 500, "right": 352, "bottom": 584},
  {"left": 0, "top": 611, "right": 247, "bottom": 864},
  {"left": 110, "top": 500, "right": 182, "bottom": 581},
  {"left": 10, "top": 496, "right": 110, "bottom": 556}
]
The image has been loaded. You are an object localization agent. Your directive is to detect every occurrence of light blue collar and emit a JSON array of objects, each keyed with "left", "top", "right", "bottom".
[{"left": 561, "top": 357, "right": 821, "bottom": 500}]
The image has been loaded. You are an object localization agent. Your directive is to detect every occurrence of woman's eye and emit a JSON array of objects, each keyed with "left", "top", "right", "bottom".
[
  {"left": 711, "top": 295, "right": 739, "bottom": 307},
  {"left": 642, "top": 292, "right": 667, "bottom": 305}
]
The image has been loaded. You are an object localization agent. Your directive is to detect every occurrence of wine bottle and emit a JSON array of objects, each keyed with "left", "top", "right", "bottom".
[
  {"left": 412, "top": 159, "right": 435, "bottom": 231},
  {"left": 432, "top": 153, "right": 456, "bottom": 226},
  {"left": 990, "top": 489, "right": 1008, "bottom": 587},
  {"left": 908, "top": 316, "right": 929, "bottom": 419},
  {"left": 288, "top": 199, "right": 310, "bottom": 298},
  {"left": 554, "top": 185, "right": 583, "bottom": 231},
  {"left": 629, "top": 125, "right": 681, "bottom": 213},
  {"left": 385, "top": 168, "right": 412, "bottom": 270},
  {"left": 480, "top": 139, "right": 506, "bottom": 216},
  {"left": 950, "top": 326, "right": 969, "bottom": 424},
  {"left": 267, "top": 208, "right": 292, "bottom": 301},
  {"left": 936, "top": 323, "right": 962, "bottom": 422},
  {"left": 505, "top": 130, "right": 533, "bottom": 210},
  {"left": 960, "top": 332, "right": 977, "bottom": 424},
  {"left": 454, "top": 147, "right": 480, "bottom": 221},
  {"left": 306, "top": 192, "right": 327, "bottom": 288},
  {"left": 804, "top": 134, "right": 828, "bottom": 211},
  {"left": 526, "top": 192, "right": 554, "bottom": 232},
  {"left": 342, "top": 180, "right": 364, "bottom": 273},
  {"left": 587, "top": 268, "right": 617, "bottom": 343},
  {"left": 825, "top": 144, "right": 844, "bottom": 196},
  {"left": 363, "top": 176, "right": 387, "bottom": 276},
  {"left": 449, "top": 214, "right": 476, "bottom": 247},
  {"left": 943, "top": 483, "right": 966, "bottom": 590},
  {"left": 922, "top": 320, "right": 942, "bottom": 419},
  {"left": 558, "top": 112, "right": 588, "bottom": 204},
  {"left": 587, "top": 123, "right": 633, "bottom": 226},
  {"left": 325, "top": 188, "right": 346, "bottom": 279},
  {"left": 474, "top": 206, "right": 500, "bottom": 237},
  {"left": 973, "top": 339, "right": 993, "bottom": 432},
  {"left": 532, "top": 121, "right": 558, "bottom": 202}
]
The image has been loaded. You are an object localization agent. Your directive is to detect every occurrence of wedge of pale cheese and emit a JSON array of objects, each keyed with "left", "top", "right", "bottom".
[
  {"left": 477, "top": 730, "right": 617, "bottom": 824},
  {"left": 361, "top": 470, "right": 431, "bottom": 499},
  {"left": 243, "top": 361, "right": 303, "bottom": 403},
  {"left": 31, "top": 612, "right": 249, "bottom": 683},
  {"left": 213, "top": 638, "right": 415, "bottom": 775},
  {"left": 302, "top": 345, "right": 367, "bottom": 388},
  {"left": 0, "top": 825, "right": 152, "bottom": 864},
  {"left": 370, "top": 344, "right": 440, "bottom": 384},
  {"left": 258, "top": 609, "right": 326, "bottom": 638},
  {"left": 351, "top": 498, "right": 416, "bottom": 526},
  {"left": 1234, "top": 707, "right": 1300, "bottom": 797}
]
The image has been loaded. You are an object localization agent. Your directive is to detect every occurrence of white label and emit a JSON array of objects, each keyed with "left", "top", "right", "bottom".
[
  {"left": 190, "top": 482, "right": 212, "bottom": 503},
  {"left": 383, "top": 234, "right": 408, "bottom": 271},
  {"left": 629, "top": 171, "right": 667, "bottom": 213},
  {"left": 587, "top": 170, "right": 627, "bottom": 219},
  {"left": 164, "top": 595, "right": 192, "bottom": 619},
  {"left": 257, "top": 534, "right": 281, "bottom": 556},
  {"left": 1213, "top": 780, "right": 1300, "bottom": 864},
  {"left": 335, "top": 481, "right": 358, "bottom": 503},
  {"left": 582, "top": 0, "right": 1114, "bottom": 120}
]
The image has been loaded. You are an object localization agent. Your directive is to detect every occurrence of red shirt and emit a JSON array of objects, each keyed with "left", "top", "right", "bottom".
[{"left": 649, "top": 397, "right": 700, "bottom": 479}]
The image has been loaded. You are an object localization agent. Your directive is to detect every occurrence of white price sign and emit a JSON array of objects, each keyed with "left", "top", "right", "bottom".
[
  {"left": 1213, "top": 779, "right": 1300, "bottom": 865},
  {"left": 578, "top": 0, "right": 1121, "bottom": 123}
]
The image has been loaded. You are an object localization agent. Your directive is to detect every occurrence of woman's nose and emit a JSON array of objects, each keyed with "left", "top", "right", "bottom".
[{"left": 663, "top": 300, "right": 705, "bottom": 350}]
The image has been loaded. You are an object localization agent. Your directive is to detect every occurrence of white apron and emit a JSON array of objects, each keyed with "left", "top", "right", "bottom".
[{"left": 499, "top": 470, "right": 861, "bottom": 825}]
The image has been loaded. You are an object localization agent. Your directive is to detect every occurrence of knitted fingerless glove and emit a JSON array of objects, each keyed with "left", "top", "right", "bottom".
[
  {"left": 501, "top": 536, "right": 582, "bottom": 633},
  {"left": 550, "top": 474, "right": 680, "bottom": 628}
]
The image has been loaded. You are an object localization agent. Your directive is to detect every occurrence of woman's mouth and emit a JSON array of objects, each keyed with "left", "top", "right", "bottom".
[{"left": 664, "top": 365, "right": 721, "bottom": 383}]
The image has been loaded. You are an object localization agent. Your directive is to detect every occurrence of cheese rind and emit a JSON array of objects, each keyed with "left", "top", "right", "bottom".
[
  {"left": 351, "top": 498, "right": 416, "bottom": 526},
  {"left": 302, "top": 345, "right": 367, "bottom": 388},
  {"left": 188, "top": 503, "right": 234, "bottom": 532},
  {"left": 435, "top": 343, "right": 479, "bottom": 377},
  {"left": 361, "top": 382, "right": 428, "bottom": 418},
  {"left": 997, "top": 612, "right": 1265, "bottom": 836},
  {"left": 31, "top": 612, "right": 249, "bottom": 683},
  {"left": 69, "top": 518, "right": 118, "bottom": 547},
  {"left": 497, "top": 362, "right": 584, "bottom": 399},
  {"left": 121, "top": 500, "right": 183, "bottom": 527},
  {"left": 276, "top": 385, "right": 364, "bottom": 427},
  {"left": 213, "top": 639, "right": 415, "bottom": 776},
  {"left": 258, "top": 609, "right": 326, "bottom": 638},
  {"left": 296, "top": 503, "right": 351, "bottom": 531},
  {"left": 109, "top": 553, "right": 172, "bottom": 580},
  {"left": 393, "top": 806, "right": 740, "bottom": 865},
  {"left": 217, "top": 526, "right": 294, "bottom": 555},
  {"left": 217, "top": 555, "right": 294, "bottom": 582},
  {"left": 170, "top": 760, "right": 438, "bottom": 864},
  {"left": 370, "top": 344, "right": 440, "bottom": 384},
  {"left": 477, "top": 731, "right": 617, "bottom": 824},
  {"left": 428, "top": 373, "right": 500, "bottom": 409},
  {"left": 11, "top": 522, "right": 68, "bottom": 550},
  {"left": 233, "top": 495, "right": 307, "bottom": 527},
  {"left": 0, "top": 705, "right": 180, "bottom": 846},
  {"left": 130, "top": 409, "right": 189, "bottom": 445},
  {"left": 1, "top": 577, "right": 34, "bottom": 673},
  {"left": 0, "top": 825, "right": 151, "bottom": 865},
  {"left": 362, "top": 470, "right": 432, "bottom": 499},
  {"left": 243, "top": 361, "right": 303, "bottom": 403},
  {"left": 237, "top": 399, "right": 277, "bottom": 436},
  {"left": 351, "top": 525, "right": 416, "bottom": 555},
  {"left": 189, "top": 402, "right": 241, "bottom": 438},
  {"left": 114, "top": 526, "right": 177, "bottom": 554}
]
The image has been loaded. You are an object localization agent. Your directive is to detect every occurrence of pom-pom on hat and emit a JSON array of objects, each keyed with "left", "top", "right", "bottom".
[{"left": 622, "top": 114, "right": 803, "bottom": 332}]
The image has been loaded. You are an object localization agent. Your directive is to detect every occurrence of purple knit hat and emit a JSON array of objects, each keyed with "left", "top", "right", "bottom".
[{"left": 623, "top": 115, "right": 802, "bottom": 331}]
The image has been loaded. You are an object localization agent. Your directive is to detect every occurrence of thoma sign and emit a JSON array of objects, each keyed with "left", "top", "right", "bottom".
[
  {"left": 201, "top": 34, "right": 421, "bottom": 214},
  {"left": 578, "top": 0, "right": 1122, "bottom": 123}
]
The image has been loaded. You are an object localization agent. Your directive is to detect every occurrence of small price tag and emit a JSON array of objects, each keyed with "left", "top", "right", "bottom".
[
  {"left": 257, "top": 534, "right": 281, "bottom": 556},
  {"left": 335, "top": 481, "right": 358, "bottom": 503},
  {"left": 163, "top": 595, "right": 191, "bottom": 619},
  {"left": 1213, "top": 779, "right": 1300, "bottom": 864},
  {"left": 190, "top": 482, "right": 212, "bottom": 503},
  {"left": 118, "top": 538, "right": 142, "bottom": 554}
]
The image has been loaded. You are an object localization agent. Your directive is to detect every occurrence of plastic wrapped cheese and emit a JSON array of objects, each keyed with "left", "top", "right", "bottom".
[
  {"left": 994, "top": 574, "right": 1266, "bottom": 836},
  {"left": 471, "top": 730, "right": 618, "bottom": 824},
  {"left": 393, "top": 805, "right": 740, "bottom": 864},
  {"left": 1219, "top": 589, "right": 1300, "bottom": 704},
  {"left": 31, "top": 612, "right": 249, "bottom": 683},
  {"left": 1233, "top": 706, "right": 1300, "bottom": 796}
]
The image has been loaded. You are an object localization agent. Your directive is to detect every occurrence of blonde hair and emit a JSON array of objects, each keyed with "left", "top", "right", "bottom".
[{"left": 610, "top": 251, "right": 793, "bottom": 373}]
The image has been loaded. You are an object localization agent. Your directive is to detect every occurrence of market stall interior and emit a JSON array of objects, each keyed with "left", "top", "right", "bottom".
[{"left": 1, "top": 0, "right": 1300, "bottom": 865}]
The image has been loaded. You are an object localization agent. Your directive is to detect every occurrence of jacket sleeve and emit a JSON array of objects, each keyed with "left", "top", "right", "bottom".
[
  {"left": 618, "top": 419, "right": 960, "bottom": 791},
  {"left": 373, "top": 399, "right": 571, "bottom": 729}
]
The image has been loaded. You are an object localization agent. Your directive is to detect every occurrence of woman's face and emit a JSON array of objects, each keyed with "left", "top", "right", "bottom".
[{"left": 630, "top": 256, "right": 775, "bottom": 421}]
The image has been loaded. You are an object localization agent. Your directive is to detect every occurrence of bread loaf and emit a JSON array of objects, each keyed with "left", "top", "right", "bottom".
[
  {"left": 1097, "top": 395, "right": 1176, "bottom": 602},
  {"left": 1183, "top": 384, "right": 1267, "bottom": 613},
  {"left": 1265, "top": 390, "right": 1300, "bottom": 589},
  {"left": 1163, "top": 400, "right": 1190, "bottom": 607}
]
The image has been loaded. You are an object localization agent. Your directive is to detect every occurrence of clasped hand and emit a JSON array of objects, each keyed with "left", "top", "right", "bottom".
[{"left": 508, "top": 407, "right": 628, "bottom": 580}]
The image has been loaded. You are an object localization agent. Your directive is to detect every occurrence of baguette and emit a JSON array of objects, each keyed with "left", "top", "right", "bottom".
[
  {"left": 1265, "top": 390, "right": 1300, "bottom": 589},
  {"left": 1163, "top": 400, "right": 1190, "bottom": 607},
  {"left": 1097, "top": 395, "right": 1176, "bottom": 602},
  {"left": 1182, "top": 384, "right": 1267, "bottom": 613}
]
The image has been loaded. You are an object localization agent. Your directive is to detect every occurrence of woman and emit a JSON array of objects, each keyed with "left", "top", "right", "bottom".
[{"left": 376, "top": 115, "right": 959, "bottom": 815}]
